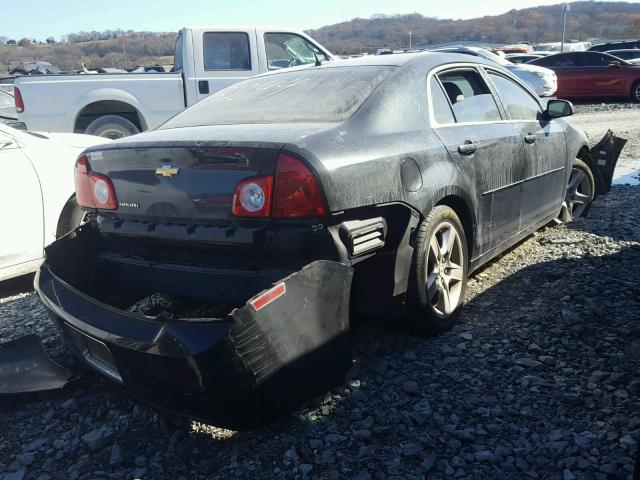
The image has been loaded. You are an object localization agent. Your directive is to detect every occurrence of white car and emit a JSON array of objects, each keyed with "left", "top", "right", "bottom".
[
  {"left": 0, "top": 124, "right": 108, "bottom": 281},
  {"left": 432, "top": 46, "right": 557, "bottom": 97}
]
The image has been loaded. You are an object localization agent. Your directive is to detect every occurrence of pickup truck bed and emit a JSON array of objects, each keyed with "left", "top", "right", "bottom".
[{"left": 17, "top": 73, "right": 185, "bottom": 133}]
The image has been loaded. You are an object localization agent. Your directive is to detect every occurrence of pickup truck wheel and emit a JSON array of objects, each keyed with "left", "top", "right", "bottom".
[
  {"left": 405, "top": 205, "right": 468, "bottom": 336},
  {"left": 632, "top": 80, "right": 640, "bottom": 103},
  {"left": 560, "top": 158, "right": 595, "bottom": 222},
  {"left": 85, "top": 115, "right": 140, "bottom": 139}
]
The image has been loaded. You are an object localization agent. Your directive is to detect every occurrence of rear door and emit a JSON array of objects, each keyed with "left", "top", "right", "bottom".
[
  {"left": 428, "top": 67, "right": 526, "bottom": 256},
  {"left": 485, "top": 70, "right": 568, "bottom": 227},
  {"left": 191, "top": 28, "right": 260, "bottom": 102},
  {"left": 532, "top": 54, "right": 583, "bottom": 97}
]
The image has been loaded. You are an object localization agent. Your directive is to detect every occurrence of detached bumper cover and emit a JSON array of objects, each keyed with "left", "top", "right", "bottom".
[
  {"left": 0, "top": 335, "right": 74, "bottom": 394},
  {"left": 36, "top": 259, "right": 354, "bottom": 427}
]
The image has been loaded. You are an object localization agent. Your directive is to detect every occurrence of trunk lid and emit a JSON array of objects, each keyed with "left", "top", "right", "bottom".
[
  {"left": 87, "top": 145, "right": 280, "bottom": 222},
  {"left": 84, "top": 123, "right": 338, "bottom": 223}
]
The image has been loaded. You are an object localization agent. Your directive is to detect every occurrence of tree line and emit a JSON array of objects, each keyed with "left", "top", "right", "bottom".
[{"left": 308, "top": 1, "right": 640, "bottom": 54}]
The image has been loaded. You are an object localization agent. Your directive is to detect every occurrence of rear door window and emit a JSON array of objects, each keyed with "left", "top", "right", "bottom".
[
  {"left": 578, "top": 52, "right": 615, "bottom": 67},
  {"left": 429, "top": 77, "right": 455, "bottom": 124},
  {"left": 437, "top": 69, "right": 501, "bottom": 123},
  {"left": 203, "top": 32, "right": 251, "bottom": 71},
  {"left": 264, "top": 33, "right": 326, "bottom": 70},
  {"left": 487, "top": 72, "right": 542, "bottom": 121}
]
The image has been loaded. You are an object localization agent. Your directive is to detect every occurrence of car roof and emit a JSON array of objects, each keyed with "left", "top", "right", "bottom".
[{"left": 263, "top": 51, "right": 505, "bottom": 72}]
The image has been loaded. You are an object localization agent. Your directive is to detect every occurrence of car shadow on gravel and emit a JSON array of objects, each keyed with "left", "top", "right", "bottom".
[{"left": 1, "top": 205, "right": 640, "bottom": 479}]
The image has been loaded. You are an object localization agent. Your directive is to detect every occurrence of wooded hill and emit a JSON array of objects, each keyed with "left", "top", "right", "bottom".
[
  {"left": 308, "top": 1, "right": 640, "bottom": 55},
  {"left": 2, "top": 2, "right": 640, "bottom": 73}
]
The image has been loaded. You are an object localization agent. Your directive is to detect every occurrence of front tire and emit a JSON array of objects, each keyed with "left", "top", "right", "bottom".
[
  {"left": 560, "top": 158, "right": 595, "bottom": 222},
  {"left": 405, "top": 205, "right": 468, "bottom": 335},
  {"left": 631, "top": 80, "right": 640, "bottom": 103},
  {"left": 85, "top": 114, "right": 140, "bottom": 139}
]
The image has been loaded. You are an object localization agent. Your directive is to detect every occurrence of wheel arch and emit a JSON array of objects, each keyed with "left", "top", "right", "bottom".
[
  {"left": 576, "top": 144, "right": 607, "bottom": 195},
  {"left": 55, "top": 194, "right": 81, "bottom": 239},
  {"left": 74, "top": 92, "right": 147, "bottom": 133},
  {"left": 435, "top": 194, "right": 475, "bottom": 259}
]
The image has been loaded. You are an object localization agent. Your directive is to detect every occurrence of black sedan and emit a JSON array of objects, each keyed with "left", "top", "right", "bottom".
[{"left": 33, "top": 53, "right": 624, "bottom": 427}]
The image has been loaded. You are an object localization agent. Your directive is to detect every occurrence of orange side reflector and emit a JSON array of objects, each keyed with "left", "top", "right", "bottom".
[{"left": 250, "top": 283, "right": 286, "bottom": 311}]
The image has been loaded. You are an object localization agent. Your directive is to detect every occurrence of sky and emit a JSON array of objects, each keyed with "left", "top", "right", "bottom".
[{"left": 1, "top": 0, "right": 632, "bottom": 41}]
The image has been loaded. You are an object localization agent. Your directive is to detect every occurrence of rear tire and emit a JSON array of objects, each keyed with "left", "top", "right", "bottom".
[
  {"left": 631, "top": 80, "right": 640, "bottom": 103},
  {"left": 559, "top": 158, "right": 595, "bottom": 222},
  {"left": 405, "top": 206, "right": 468, "bottom": 336},
  {"left": 85, "top": 114, "right": 140, "bottom": 139}
]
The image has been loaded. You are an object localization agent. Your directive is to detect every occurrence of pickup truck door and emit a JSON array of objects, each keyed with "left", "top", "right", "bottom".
[
  {"left": 0, "top": 131, "right": 44, "bottom": 271},
  {"left": 256, "top": 29, "right": 331, "bottom": 72},
  {"left": 191, "top": 28, "right": 261, "bottom": 103}
]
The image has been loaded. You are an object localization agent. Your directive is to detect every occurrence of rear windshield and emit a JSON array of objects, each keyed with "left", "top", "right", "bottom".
[{"left": 160, "top": 66, "right": 395, "bottom": 128}]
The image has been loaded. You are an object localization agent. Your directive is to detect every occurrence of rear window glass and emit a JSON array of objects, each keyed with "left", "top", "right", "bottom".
[
  {"left": 161, "top": 66, "right": 395, "bottom": 128},
  {"left": 203, "top": 32, "right": 251, "bottom": 71},
  {"left": 438, "top": 69, "right": 501, "bottom": 123}
]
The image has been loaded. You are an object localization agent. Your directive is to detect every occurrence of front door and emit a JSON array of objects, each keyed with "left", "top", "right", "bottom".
[
  {"left": 485, "top": 70, "right": 567, "bottom": 227},
  {"left": 429, "top": 68, "right": 527, "bottom": 257}
]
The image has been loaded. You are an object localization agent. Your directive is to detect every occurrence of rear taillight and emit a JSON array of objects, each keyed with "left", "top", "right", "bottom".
[
  {"left": 14, "top": 87, "right": 24, "bottom": 113},
  {"left": 231, "top": 153, "right": 325, "bottom": 218},
  {"left": 273, "top": 153, "right": 325, "bottom": 218},
  {"left": 74, "top": 155, "right": 118, "bottom": 210},
  {"left": 232, "top": 175, "right": 273, "bottom": 217}
]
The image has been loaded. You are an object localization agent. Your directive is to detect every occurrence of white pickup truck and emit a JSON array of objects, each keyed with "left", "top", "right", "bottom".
[{"left": 15, "top": 27, "right": 334, "bottom": 138}]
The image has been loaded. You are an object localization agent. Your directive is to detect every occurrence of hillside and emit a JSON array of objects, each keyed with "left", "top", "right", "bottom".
[
  {"left": 2, "top": 2, "right": 640, "bottom": 73},
  {"left": 308, "top": 1, "right": 640, "bottom": 54},
  {"left": 0, "top": 33, "right": 176, "bottom": 74}
]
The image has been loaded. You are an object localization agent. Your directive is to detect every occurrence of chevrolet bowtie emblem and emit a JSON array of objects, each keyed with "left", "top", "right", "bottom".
[{"left": 155, "top": 164, "right": 179, "bottom": 177}]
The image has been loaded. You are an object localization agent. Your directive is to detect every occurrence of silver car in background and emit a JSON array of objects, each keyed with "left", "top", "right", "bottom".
[{"left": 432, "top": 46, "right": 557, "bottom": 97}]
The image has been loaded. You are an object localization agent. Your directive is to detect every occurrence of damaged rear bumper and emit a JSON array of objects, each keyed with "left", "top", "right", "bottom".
[{"left": 35, "top": 227, "right": 354, "bottom": 428}]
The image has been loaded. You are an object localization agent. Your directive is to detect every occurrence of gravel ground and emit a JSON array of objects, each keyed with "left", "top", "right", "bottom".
[{"left": 1, "top": 106, "right": 640, "bottom": 480}]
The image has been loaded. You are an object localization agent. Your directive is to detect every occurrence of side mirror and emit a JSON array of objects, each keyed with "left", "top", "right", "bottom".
[
  {"left": 609, "top": 61, "right": 621, "bottom": 68},
  {"left": 545, "top": 99, "right": 574, "bottom": 119}
]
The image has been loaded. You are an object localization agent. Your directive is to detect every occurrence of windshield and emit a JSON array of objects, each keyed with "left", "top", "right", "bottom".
[{"left": 160, "top": 66, "right": 395, "bottom": 128}]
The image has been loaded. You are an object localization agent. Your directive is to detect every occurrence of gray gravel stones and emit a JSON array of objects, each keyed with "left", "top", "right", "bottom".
[
  {"left": 0, "top": 108, "right": 639, "bottom": 479},
  {"left": 80, "top": 427, "right": 114, "bottom": 451}
]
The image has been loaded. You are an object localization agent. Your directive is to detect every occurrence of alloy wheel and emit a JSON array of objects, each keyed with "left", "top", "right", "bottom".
[
  {"left": 425, "top": 222, "right": 465, "bottom": 317},
  {"left": 565, "top": 167, "right": 592, "bottom": 218}
]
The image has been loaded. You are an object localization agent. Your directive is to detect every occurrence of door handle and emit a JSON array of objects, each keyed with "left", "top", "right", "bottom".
[
  {"left": 458, "top": 141, "right": 477, "bottom": 155},
  {"left": 198, "top": 80, "right": 210, "bottom": 94},
  {"left": 524, "top": 134, "right": 537, "bottom": 144}
]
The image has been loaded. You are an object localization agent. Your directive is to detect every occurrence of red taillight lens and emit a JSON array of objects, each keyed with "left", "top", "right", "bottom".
[
  {"left": 74, "top": 155, "right": 118, "bottom": 210},
  {"left": 75, "top": 155, "right": 94, "bottom": 207},
  {"left": 232, "top": 175, "right": 273, "bottom": 217},
  {"left": 14, "top": 87, "right": 24, "bottom": 113},
  {"left": 273, "top": 153, "right": 325, "bottom": 218}
]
